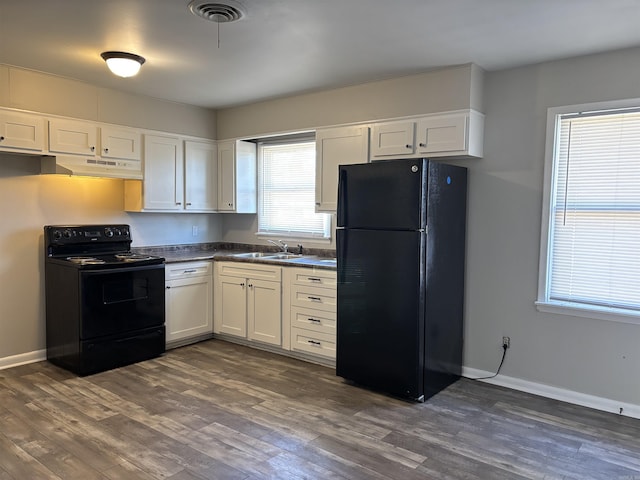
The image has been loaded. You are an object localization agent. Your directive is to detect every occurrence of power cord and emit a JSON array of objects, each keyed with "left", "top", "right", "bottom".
[{"left": 473, "top": 344, "right": 508, "bottom": 380}]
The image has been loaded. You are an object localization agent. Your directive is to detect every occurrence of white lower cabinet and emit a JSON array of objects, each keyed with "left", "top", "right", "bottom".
[
  {"left": 284, "top": 267, "right": 337, "bottom": 360},
  {"left": 165, "top": 261, "right": 213, "bottom": 346},
  {"left": 214, "top": 262, "right": 282, "bottom": 346}
]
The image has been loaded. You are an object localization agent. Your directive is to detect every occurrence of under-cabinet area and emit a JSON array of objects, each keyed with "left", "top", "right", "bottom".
[{"left": 162, "top": 255, "right": 337, "bottom": 366}]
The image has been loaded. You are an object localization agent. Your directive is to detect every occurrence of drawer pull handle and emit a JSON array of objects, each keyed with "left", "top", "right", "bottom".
[
  {"left": 308, "top": 296, "right": 322, "bottom": 302},
  {"left": 308, "top": 318, "right": 321, "bottom": 323},
  {"left": 183, "top": 269, "right": 197, "bottom": 273},
  {"left": 308, "top": 340, "right": 322, "bottom": 346},
  {"left": 308, "top": 277, "right": 322, "bottom": 282}
]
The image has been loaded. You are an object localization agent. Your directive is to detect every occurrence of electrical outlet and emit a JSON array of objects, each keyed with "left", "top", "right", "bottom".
[
  {"left": 192, "top": 225, "right": 199, "bottom": 236},
  {"left": 502, "top": 336, "right": 511, "bottom": 349}
]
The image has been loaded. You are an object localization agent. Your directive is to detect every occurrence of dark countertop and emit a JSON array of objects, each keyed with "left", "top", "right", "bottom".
[{"left": 133, "top": 243, "right": 337, "bottom": 271}]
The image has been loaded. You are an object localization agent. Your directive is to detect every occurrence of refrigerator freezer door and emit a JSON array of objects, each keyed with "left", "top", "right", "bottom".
[
  {"left": 336, "top": 228, "right": 425, "bottom": 400},
  {"left": 337, "top": 159, "right": 427, "bottom": 231}
]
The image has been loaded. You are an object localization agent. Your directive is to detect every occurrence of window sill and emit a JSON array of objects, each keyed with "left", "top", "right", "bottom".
[
  {"left": 535, "top": 300, "right": 640, "bottom": 326},
  {"left": 256, "top": 232, "right": 332, "bottom": 245}
]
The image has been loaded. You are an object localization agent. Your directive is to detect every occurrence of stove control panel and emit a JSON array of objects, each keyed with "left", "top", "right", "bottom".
[{"left": 46, "top": 225, "right": 132, "bottom": 245}]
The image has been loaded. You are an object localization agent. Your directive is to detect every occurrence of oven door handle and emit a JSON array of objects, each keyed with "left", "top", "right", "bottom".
[{"left": 103, "top": 294, "right": 149, "bottom": 305}]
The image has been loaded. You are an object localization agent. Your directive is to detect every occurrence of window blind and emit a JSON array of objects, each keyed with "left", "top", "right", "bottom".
[
  {"left": 258, "top": 140, "right": 330, "bottom": 238},
  {"left": 548, "top": 110, "right": 640, "bottom": 312}
]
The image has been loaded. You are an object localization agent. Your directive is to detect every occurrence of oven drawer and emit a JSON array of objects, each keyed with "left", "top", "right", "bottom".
[
  {"left": 291, "top": 328, "right": 336, "bottom": 359},
  {"left": 291, "top": 306, "right": 336, "bottom": 335},
  {"left": 165, "top": 261, "right": 212, "bottom": 280}
]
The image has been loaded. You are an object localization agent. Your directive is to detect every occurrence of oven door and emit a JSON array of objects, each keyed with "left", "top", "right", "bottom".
[{"left": 79, "top": 264, "right": 165, "bottom": 339}]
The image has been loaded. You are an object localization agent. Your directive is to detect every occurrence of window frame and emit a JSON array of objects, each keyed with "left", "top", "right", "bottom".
[
  {"left": 536, "top": 98, "right": 640, "bottom": 326},
  {"left": 255, "top": 136, "right": 332, "bottom": 243}
]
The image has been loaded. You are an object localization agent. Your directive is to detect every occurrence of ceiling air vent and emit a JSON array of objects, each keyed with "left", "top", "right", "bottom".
[{"left": 188, "top": 0, "right": 246, "bottom": 23}]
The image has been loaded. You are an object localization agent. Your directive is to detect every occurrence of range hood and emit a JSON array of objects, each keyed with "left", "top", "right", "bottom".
[{"left": 41, "top": 155, "right": 143, "bottom": 180}]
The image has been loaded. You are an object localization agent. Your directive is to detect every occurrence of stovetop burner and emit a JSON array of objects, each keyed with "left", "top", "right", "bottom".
[
  {"left": 67, "top": 256, "right": 107, "bottom": 265},
  {"left": 114, "top": 253, "right": 156, "bottom": 262}
]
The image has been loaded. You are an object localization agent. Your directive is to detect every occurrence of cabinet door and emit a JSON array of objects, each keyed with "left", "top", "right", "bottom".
[
  {"left": 48, "top": 118, "right": 97, "bottom": 155},
  {"left": 101, "top": 126, "right": 141, "bottom": 160},
  {"left": 185, "top": 140, "right": 217, "bottom": 211},
  {"left": 217, "top": 141, "right": 236, "bottom": 212},
  {"left": 247, "top": 278, "right": 281, "bottom": 346},
  {"left": 315, "top": 126, "right": 369, "bottom": 212},
  {"left": 143, "top": 135, "right": 184, "bottom": 210},
  {"left": 0, "top": 110, "right": 44, "bottom": 152},
  {"left": 166, "top": 275, "right": 213, "bottom": 343},
  {"left": 416, "top": 114, "right": 467, "bottom": 154},
  {"left": 370, "top": 121, "right": 415, "bottom": 158},
  {"left": 214, "top": 275, "right": 247, "bottom": 337}
]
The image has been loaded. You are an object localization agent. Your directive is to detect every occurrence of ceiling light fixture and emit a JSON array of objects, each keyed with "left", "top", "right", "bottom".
[{"left": 100, "top": 51, "right": 146, "bottom": 78}]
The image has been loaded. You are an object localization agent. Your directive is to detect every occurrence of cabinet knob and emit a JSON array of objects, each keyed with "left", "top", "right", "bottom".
[
  {"left": 166, "top": 286, "right": 171, "bottom": 289},
  {"left": 176, "top": 202, "right": 182, "bottom": 205},
  {"left": 186, "top": 202, "right": 192, "bottom": 206},
  {"left": 248, "top": 283, "right": 253, "bottom": 288},
  {"left": 228, "top": 202, "right": 233, "bottom": 207},
  {"left": 104, "top": 147, "right": 109, "bottom": 153},
  {"left": 419, "top": 143, "right": 427, "bottom": 148},
  {"left": 90, "top": 146, "right": 95, "bottom": 151},
  {"left": 0, "top": 136, "right": 4, "bottom": 141},
  {"left": 240, "top": 282, "right": 245, "bottom": 287},
  {"left": 406, "top": 144, "right": 412, "bottom": 149}
]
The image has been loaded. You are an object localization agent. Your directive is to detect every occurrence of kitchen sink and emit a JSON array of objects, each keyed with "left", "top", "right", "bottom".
[
  {"left": 232, "top": 252, "right": 270, "bottom": 258},
  {"left": 264, "top": 253, "right": 303, "bottom": 259}
]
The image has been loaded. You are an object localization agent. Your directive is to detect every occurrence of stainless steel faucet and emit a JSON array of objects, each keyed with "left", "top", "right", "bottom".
[{"left": 268, "top": 239, "right": 288, "bottom": 253}]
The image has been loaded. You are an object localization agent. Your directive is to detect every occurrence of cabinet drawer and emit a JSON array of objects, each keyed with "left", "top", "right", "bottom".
[
  {"left": 291, "top": 306, "right": 336, "bottom": 335},
  {"left": 291, "top": 268, "right": 336, "bottom": 288},
  {"left": 290, "top": 284, "right": 336, "bottom": 313},
  {"left": 291, "top": 328, "right": 336, "bottom": 359},
  {"left": 216, "top": 261, "right": 281, "bottom": 281},
  {"left": 166, "top": 261, "right": 212, "bottom": 280}
]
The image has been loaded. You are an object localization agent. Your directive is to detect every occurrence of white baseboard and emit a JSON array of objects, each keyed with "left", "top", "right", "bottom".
[
  {"left": 0, "top": 349, "right": 46, "bottom": 371},
  {"left": 463, "top": 367, "right": 640, "bottom": 420}
]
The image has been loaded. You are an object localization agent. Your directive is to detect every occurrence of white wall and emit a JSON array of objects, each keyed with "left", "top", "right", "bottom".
[{"left": 466, "top": 46, "right": 640, "bottom": 408}]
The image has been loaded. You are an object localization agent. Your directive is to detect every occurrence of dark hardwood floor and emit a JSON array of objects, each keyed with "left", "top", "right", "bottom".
[{"left": 0, "top": 339, "right": 639, "bottom": 479}]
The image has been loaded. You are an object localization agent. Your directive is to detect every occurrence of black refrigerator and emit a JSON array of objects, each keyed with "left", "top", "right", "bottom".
[{"left": 336, "top": 158, "right": 467, "bottom": 402}]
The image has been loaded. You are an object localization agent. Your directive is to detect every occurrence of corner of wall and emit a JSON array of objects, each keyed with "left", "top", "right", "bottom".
[{"left": 469, "top": 63, "right": 486, "bottom": 113}]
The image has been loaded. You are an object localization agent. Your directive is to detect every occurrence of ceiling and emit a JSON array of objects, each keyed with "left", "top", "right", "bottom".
[{"left": 1, "top": 0, "right": 640, "bottom": 109}]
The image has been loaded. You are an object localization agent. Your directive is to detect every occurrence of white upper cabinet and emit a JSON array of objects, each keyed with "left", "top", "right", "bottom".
[
  {"left": 217, "top": 139, "right": 257, "bottom": 213},
  {"left": 48, "top": 118, "right": 97, "bottom": 156},
  {"left": 370, "top": 110, "right": 484, "bottom": 160},
  {"left": 143, "top": 134, "right": 184, "bottom": 211},
  {"left": 369, "top": 121, "right": 415, "bottom": 158},
  {"left": 124, "top": 134, "right": 184, "bottom": 211},
  {"left": 315, "top": 125, "right": 369, "bottom": 213},
  {"left": 125, "top": 136, "right": 218, "bottom": 213},
  {"left": 184, "top": 140, "right": 217, "bottom": 212},
  {"left": 0, "top": 109, "right": 45, "bottom": 153},
  {"left": 100, "top": 126, "right": 141, "bottom": 161}
]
